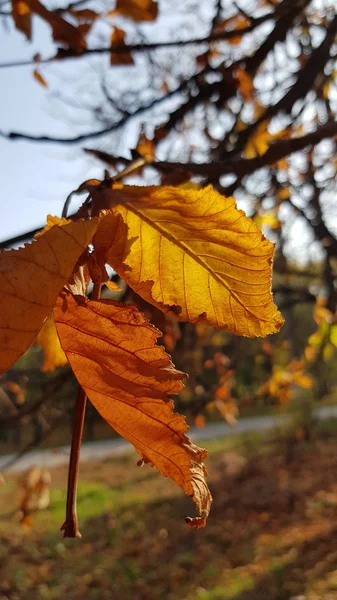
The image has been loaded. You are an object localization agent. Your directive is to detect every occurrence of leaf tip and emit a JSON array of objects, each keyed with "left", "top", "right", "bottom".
[{"left": 185, "top": 512, "right": 208, "bottom": 529}]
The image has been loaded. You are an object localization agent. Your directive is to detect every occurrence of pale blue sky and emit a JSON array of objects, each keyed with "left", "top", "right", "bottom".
[
  {"left": 0, "top": 2, "right": 203, "bottom": 243},
  {"left": 0, "top": 19, "right": 108, "bottom": 243}
]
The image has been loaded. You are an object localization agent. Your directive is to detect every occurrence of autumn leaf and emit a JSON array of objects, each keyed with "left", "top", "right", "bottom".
[
  {"left": 136, "top": 132, "right": 155, "bottom": 161},
  {"left": 235, "top": 68, "right": 254, "bottom": 101},
  {"left": 25, "top": 0, "right": 86, "bottom": 52},
  {"left": 54, "top": 291, "right": 212, "bottom": 527},
  {"left": 109, "top": 26, "right": 134, "bottom": 66},
  {"left": 0, "top": 216, "right": 99, "bottom": 375},
  {"left": 68, "top": 8, "right": 99, "bottom": 21},
  {"left": 33, "top": 68, "right": 48, "bottom": 87},
  {"left": 254, "top": 212, "right": 280, "bottom": 231},
  {"left": 244, "top": 121, "right": 289, "bottom": 158},
  {"left": 11, "top": 0, "right": 32, "bottom": 40},
  {"left": 110, "top": 0, "right": 158, "bottom": 21},
  {"left": 4, "top": 380, "right": 25, "bottom": 404},
  {"left": 217, "top": 13, "right": 250, "bottom": 45},
  {"left": 92, "top": 183, "right": 284, "bottom": 337},
  {"left": 35, "top": 313, "right": 67, "bottom": 372}
]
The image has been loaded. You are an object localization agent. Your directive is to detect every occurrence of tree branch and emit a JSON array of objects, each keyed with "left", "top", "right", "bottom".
[
  {"left": 0, "top": 21, "right": 269, "bottom": 70},
  {"left": 86, "top": 120, "right": 337, "bottom": 180},
  {"left": 0, "top": 72, "right": 200, "bottom": 143},
  {"left": 1, "top": 121, "right": 336, "bottom": 251}
]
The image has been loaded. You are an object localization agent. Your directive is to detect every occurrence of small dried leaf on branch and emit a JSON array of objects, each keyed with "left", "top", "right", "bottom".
[
  {"left": 109, "top": 26, "right": 134, "bottom": 65},
  {"left": 33, "top": 68, "right": 48, "bottom": 87},
  {"left": 11, "top": 0, "right": 32, "bottom": 40},
  {"left": 109, "top": 0, "right": 158, "bottom": 22},
  {"left": 25, "top": 0, "right": 87, "bottom": 52},
  {"left": 68, "top": 8, "right": 99, "bottom": 21}
]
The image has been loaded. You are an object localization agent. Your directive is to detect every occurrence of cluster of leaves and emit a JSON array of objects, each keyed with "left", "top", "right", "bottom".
[
  {"left": 0, "top": 177, "right": 283, "bottom": 533},
  {"left": 4, "top": 0, "right": 337, "bottom": 535}
]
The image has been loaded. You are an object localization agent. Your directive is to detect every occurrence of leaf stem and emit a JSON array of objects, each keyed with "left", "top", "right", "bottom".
[
  {"left": 60, "top": 282, "right": 102, "bottom": 537},
  {"left": 92, "top": 282, "right": 102, "bottom": 301},
  {"left": 61, "top": 385, "right": 87, "bottom": 538}
]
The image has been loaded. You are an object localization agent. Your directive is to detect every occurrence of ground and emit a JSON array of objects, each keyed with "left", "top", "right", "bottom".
[{"left": 2, "top": 426, "right": 337, "bottom": 599}]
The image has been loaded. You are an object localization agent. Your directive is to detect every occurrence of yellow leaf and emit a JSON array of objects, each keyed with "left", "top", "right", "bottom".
[
  {"left": 0, "top": 216, "right": 100, "bottom": 375},
  {"left": 254, "top": 213, "right": 280, "bottom": 230},
  {"left": 275, "top": 158, "right": 289, "bottom": 170},
  {"left": 292, "top": 372, "right": 313, "bottom": 389},
  {"left": 277, "top": 187, "right": 290, "bottom": 200},
  {"left": 314, "top": 297, "right": 333, "bottom": 326},
  {"left": 244, "top": 121, "right": 287, "bottom": 159},
  {"left": 94, "top": 184, "right": 284, "bottom": 337},
  {"left": 136, "top": 133, "right": 155, "bottom": 161},
  {"left": 323, "top": 343, "right": 334, "bottom": 362},
  {"left": 54, "top": 291, "right": 212, "bottom": 527},
  {"left": 33, "top": 69, "right": 47, "bottom": 87},
  {"left": 109, "top": 0, "right": 158, "bottom": 21},
  {"left": 179, "top": 182, "right": 202, "bottom": 190},
  {"left": 35, "top": 314, "right": 67, "bottom": 372},
  {"left": 330, "top": 324, "right": 337, "bottom": 348},
  {"left": 304, "top": 345, "right": 316, "bottom": 362},
  {"left": 105, "top": 280, "right": 122, "bottom": 292}
]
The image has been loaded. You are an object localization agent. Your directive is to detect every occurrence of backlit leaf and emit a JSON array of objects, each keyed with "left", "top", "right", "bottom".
[
  {"left": 54, "top": 291, "right": 212, "bottom": 527},
  {"left": 35, "top": 313, "right": 67, "bottom": 372},
  {"left": 244, "top": 121, "right": 288, "bottom": 158},
  {"left": 94, "top": 184, "right": 283, "bottom": 337},
  {"left": 0, "top": 216, "right": 99, "bottom": 375},
  {"left": 136, "top": 132, "right": 155, "bottom": 161}
]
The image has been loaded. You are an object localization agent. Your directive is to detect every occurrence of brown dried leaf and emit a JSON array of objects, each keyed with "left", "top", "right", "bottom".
[
  {"left": 0, "top": 215, "right": 99, "bottom": 374},
  {"left": 11, "top": 0, "right": 32, "bottom": 40},
  {"left": 54, "top": 291, "right": 212, "bottom": 525}
]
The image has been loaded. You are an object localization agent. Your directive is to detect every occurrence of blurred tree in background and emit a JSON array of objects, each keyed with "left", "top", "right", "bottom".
[{"left": 1, "top": 0, "right": 337, "bottom": 455}]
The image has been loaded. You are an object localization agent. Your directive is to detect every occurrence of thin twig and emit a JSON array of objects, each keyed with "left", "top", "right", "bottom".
[
  {"left": 0, "top": 21, "right": 269, "bottom": 70},
  {"left": 61, "top": 385, "right": 87, "bottom": 538}
]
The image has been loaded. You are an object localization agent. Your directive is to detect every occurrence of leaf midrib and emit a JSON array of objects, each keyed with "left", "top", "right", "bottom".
[{"left": 121, "top": 202, "right": 274, "bottom": 323}]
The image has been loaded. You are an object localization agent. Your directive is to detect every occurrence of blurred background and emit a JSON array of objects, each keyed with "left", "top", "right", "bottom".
[{"left": 2, "top": 0, "right": 337, "bottom": 598}]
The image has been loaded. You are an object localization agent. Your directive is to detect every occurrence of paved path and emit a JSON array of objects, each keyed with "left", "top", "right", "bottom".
[{"left": 1, "top": 405, "right": 337, "bottom": 473}]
